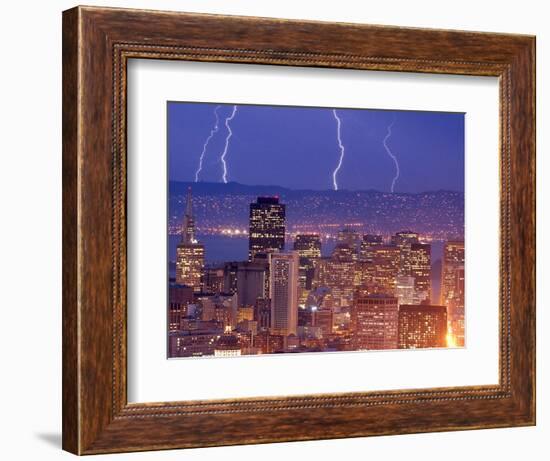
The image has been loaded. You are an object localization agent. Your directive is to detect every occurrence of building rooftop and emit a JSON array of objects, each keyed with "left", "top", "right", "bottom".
[{"left": 255, "top": 196, "right": 280, "bottom": 205}]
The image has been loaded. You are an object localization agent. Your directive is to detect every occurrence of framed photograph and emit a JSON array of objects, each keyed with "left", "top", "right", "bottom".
[{"left": 62, "top": 6, "right": 535, "bottom": 455}]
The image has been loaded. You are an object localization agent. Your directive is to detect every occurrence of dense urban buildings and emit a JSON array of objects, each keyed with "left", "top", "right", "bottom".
[
  {"left": 167, "top": 102, "right": 464, "bottom": 358},
  {"left": 168, "top": 189, "right": 465, "bottom": 358}
]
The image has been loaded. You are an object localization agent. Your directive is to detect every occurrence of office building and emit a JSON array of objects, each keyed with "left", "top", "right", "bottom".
[
  {"left": 294, "top": 233, "right": 322, "bottom": 291},
  {"left": 254, "top": 298, "right": 271, "bottom": 331},
  {"left": 168, "top": 283, "right": 194, "bottom": 332},
  {"left": 395, "top": 275, "right": 415, "bottom": 306},
  {"left": 398, "top": 304, "right": 447, "bottom": 349},
  {"left": 235, "top": 261, "right": 268, "bottom": 307},
  {"left": 410, "top": 243, "right": 431, "bottom": 302},
  {"left": 391, "top": 230, "right": 419, "bottom": 276},
  {"left": 175, "top": 187, "right": 205, "bottom": 291},
  {"left": 370, "top": 245, "right": 400, "bottom": 295},
  {"left": 248, "top": 196, "right": 286, "bottom": 261},
  {"left": 441, "top": 240, "right": 465, "bottom": 346},
  {"left": 359, "top": 234, "right": 384, "bottom": 262},
  {"left": 351, "top": 294, "right": 399, "bottom": 350},
  {"left": 269, "top": 252, "right": 299, "bottom": 336}
]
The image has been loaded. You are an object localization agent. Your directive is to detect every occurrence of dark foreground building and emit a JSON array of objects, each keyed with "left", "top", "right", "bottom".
[{"left": 248, "top": 196, "right": 286, "bottom": 261}]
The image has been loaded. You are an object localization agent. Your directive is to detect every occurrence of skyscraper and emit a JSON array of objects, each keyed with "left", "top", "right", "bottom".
[
  {"left": 294, "top": 233, "right": 322, "bottom": 300},
  {"left": 269, "top": 252, "right": 299, "bottom": 336},
  {"left": 294, "top": 233, "right": 322, "bottom": 260},
  {"left": 351, "top": 294, "right": 399, "bottom": 350},
  {"left": 441, "top": 241, "right": 465, "bottom": 302},
  {"left": 202, "top": 267, "right": 224, "bottom": 294},
  {"left": 313, "top": 250, "right": 355, "bottom": 309},
  {"left": 410, "top": 243, "right": 431, "bottom": 302},
  {"left": 176, "top": 188, "right": 205, "bottom": 291},
  {"left": 337, "top": 228, "right": 361, "bottom": 257},
  {"left": 248, "top": 196, "right": 286, "bottom": 261},
  {"left": 398, "top": 304, "right": 447, "bottom": 349},
  {"left": 391, "top": 230, "right": 419, "bottom": 277},
  {"left": 441, "top": 240, "right": 465, "bottom": 346},
  {"left": 235, "top": 261, "right": 268, "bottom": 307},
  {"left": 359, "top": 234, "right": 384, "bottom": 262},
  {"left": 370, "top": 245, "right": 400, "bottom": 295},
  {"left": 223, "top": 261, "right": 239, "bottom": 294},
  {"left": 395, "top": 275, "right": 415, "bottom": 306}
]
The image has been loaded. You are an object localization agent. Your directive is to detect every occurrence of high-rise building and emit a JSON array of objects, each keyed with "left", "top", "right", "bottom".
[
  {"left": 441, "top": 241, "right": 465, "bottom": 302},
  {"left": 294, "top": 233, "right": 322, "bottom": 259},
  {"left": 447, "top": 266, "right": 465, "bottom": 346},
  {"left": 410, "top": 243, "right": 431, "bottom": 302},
  {"left": 359, "top": 234, "right": 384, "bottom": 262},
  {"left": 223, "top": 261, "right": 239, "bottom": 294},
  {"left": 312, "top": 308, "right": 333, "bottom": 337},
  {"left": 175, "top": 244, "right": 205, "bottom": 292},
  {"left": 254, "top": 298, "right": 271, "bottom": 331},
  {"left": 175, "top": 188, "right": 205, "bottom": 291},
  {"left": 234, "top": 261, "right": 268, "bottom": 307},
  {"left": 351, "top": 294, "right": 399, "bottom": 350},
  {"left": 398, "top": 304, "right": 447, "bottom": 349},
  {"left": 202, "top": 267, "right": 224, "bottom": 294},
  {"left": 237, "top": 306, "right": 255, "bottom": 323},
  {"left": 294, "top": 234, "right": 322, "bottom": 292},
  {"left": 441, "top": 240, "right": 465, "bottom": 346},
  {"left": 337, "top": 228, "right": 361, "bottom": 255},
  {"left": 332, "top": 243, "right": 355, "bottom": 262},
  {"left": 391, "top": 230, "right": 419, "bottom": 277},
  {"left": 370, "top": 245, "right": 400, "bottom": 295},
  {"left": 354, "top": 260, "right": 373, "bottom": 291},
  {"left": 313, "top": 252, "right": 355, "bottom": 308},
  {"left": 180, "top": 186, "right": 197, "bottom": 244},
  {"left": 269, "top": 252, "right": 299, "bottom": 336},
  {"left": 168, "top": 283, "right": 194, "bottom": 332},
  {"left": 395, "top": 275, "right": 415, "bottom": 306},
  {"left": 248, "top": 196, "right": 286, "bottom": 261},
  {"left": 298, "top": 305, "right": 314, "bottom": 327}
]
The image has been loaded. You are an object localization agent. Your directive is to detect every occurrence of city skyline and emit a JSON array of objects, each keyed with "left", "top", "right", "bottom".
[
  {"left": 168, "top": 102, "right": 465, "bottom": 359},
  {"left": 168, "top": 181, "right": 464, "bottom": 267},
  {"left": 169, "top": 188, "right": 465, "bottom": 358}
]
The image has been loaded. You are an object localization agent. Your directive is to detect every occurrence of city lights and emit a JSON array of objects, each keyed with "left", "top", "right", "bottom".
[{"left": 169, "top": 189, "right": 465, "bottom": 358}]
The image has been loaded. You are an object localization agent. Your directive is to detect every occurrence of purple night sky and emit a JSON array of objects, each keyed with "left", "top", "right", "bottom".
[{"left": 167, "top": 102, "right": 464, "bottom": 193}]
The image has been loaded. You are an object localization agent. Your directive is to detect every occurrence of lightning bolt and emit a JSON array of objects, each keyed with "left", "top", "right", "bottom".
[
  {"left": 382, "top": 118, "right": 400, "bottom": 193},
  {"left": 220, "top": 105, "right": 238, "bottom": 183},
  {"left": 194, "top": 105, "right": 221, "bottom": 182},
  {"left": 332, "top": 109, "right": 345, "bottom": 191}
]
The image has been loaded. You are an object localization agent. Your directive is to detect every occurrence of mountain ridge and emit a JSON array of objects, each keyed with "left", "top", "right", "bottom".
[{"left": 169, "top": 180, "right": 464, "bottom": 197}]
